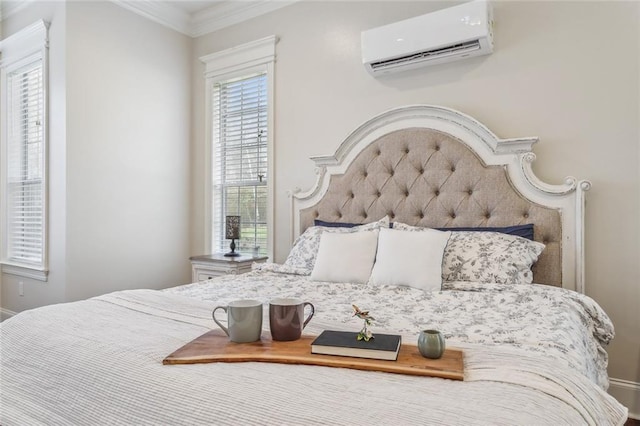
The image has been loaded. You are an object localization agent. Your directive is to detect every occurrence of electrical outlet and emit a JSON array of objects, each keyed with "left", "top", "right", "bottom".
[{"left": 19, "top": 281, "right": 24, "bottom": 297}]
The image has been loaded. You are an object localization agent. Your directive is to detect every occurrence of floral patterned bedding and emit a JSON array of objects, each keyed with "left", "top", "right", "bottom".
[
  {"left": 1, "top": 267, "right": 627, "bottom": 425},
  {"left": 169, "top": 268, "right": 613, "bottom": 389}
]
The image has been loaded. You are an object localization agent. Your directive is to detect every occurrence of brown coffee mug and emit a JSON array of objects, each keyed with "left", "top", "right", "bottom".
[{"left": 269, "top": 298, "right": 315, "bottom": 341}]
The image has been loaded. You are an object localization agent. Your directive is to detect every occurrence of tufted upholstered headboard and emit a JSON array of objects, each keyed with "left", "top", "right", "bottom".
[{"left": 290, "top": 106, "right": 591, "bottom": 293}]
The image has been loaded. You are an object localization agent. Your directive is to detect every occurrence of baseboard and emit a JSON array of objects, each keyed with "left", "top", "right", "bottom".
[
  {"left": 609, "top": 378, "right": 640, "bottom": 419},
  {"left": 0, "top": 307, "right": 17, "bottom": 322}
]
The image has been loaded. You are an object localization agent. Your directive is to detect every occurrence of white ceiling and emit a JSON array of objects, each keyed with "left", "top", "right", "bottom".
[
  {"left": 1, "top": 1, "right": 299, "bottom": 38},
  {"left": 164, "top": 1, "right": 223, "bottom": 15}
]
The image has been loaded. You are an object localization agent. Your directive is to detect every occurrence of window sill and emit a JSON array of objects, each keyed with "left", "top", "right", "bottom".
[{"left": 0, "top": 263, "right": 48, "bottom": 282}]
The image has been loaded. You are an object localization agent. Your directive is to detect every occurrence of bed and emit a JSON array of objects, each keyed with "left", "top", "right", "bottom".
[{"left": 0, "top": 105, "right": 628, "bottom": 425}]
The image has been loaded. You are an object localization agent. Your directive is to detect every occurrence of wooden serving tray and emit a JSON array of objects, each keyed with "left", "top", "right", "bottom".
[{"left": 163, "top": 330, "right": 464, "bottom": 381}]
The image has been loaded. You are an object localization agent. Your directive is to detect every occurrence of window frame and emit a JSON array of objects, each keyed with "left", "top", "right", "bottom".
[
  {"left": 211, "top": 73, "right": 269, "bottom": 255},
  {"left": 200, "top": 36, "right": 277, "bottom": 260},
  {"left": 0, "top": 20, "right": 49, "bottom": 281}
]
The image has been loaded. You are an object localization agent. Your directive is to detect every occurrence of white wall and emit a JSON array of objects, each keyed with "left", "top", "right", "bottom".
[
  {"left": 191, "top": 0, "right": 639, "bottom": 409},
  {"left": 1, "top": 1, "right": 192, "bottom": 309},
  {"left": 64, "top": 1, "right": 192, "bottom": 301}
]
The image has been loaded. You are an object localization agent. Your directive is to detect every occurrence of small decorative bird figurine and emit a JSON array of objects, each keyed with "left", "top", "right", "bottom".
[{"left": 352, "top": 304, "right": 375, "bottom": 341}]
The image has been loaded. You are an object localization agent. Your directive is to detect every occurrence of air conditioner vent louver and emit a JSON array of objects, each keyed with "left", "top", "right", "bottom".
[
  {"left": 370, "top": 40, "right": 481, "bottom": 71},
  {"left": 361, "top": 0, "right": 494, "bottom": 76}
]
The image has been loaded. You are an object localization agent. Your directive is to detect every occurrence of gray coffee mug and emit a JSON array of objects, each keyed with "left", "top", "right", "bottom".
[
  {"left": 418, "top": 329, "right": 445, "bottom": 359},
  {"left": 269, "top": 298, "right": 315, "bottom": 341},
  {"left": 212, "top": 299, "right": 263, "bottom": 343}
]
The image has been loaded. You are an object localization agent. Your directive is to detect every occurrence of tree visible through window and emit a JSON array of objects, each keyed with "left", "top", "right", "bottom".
[{"left": 212, "top": 73, "right": 268, "bottom": 255}]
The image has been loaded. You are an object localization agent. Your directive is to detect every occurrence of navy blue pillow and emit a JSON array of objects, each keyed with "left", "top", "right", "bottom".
[
  {"left": 316, "top": 220, "right": 534, "bottom": 240},
  {"left": 314, "top": 219, "right": 360, "bottom": 228},
  {"left": 389, "top": 223, "right": 535, "bottom": 240},
  {"left": 435, "top": 224, "right": 535, "bottom": 240}
]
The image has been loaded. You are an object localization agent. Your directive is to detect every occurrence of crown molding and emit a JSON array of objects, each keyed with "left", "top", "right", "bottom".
[
  {"left": 191, "top": 1, "right": 297, "bottom": 37},
  {"left": 112, "top": 0, "right": 192, "bottom": 35},
  {"left": 112, "top": 1, "right": 299, "bottom": 38}
]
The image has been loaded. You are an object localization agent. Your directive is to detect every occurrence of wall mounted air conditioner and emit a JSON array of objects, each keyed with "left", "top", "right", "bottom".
[{"left": 361, "top": 0, "right": 494, "bottom": 76}]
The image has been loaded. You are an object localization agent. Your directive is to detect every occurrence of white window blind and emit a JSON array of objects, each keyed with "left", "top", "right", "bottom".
[
  {"left": 4, "top": 58, "right": 45, "bottom": 266},
  {"left": 212, "top": 73, "right": 268, "bottom": 255}
]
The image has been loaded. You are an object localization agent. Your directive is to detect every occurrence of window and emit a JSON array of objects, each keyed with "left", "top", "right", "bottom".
[
  {"left": 5, "top": 59, "right": 45, "bottom": 264},
  {"left": 0, "top": 20, "right": 49, "bottom": 280},
  {"left": 212, "top": 73, "right": 268, "bottom": 255},
  {"left": 200, "top": 36, "right": 276, "bottom": 258}
]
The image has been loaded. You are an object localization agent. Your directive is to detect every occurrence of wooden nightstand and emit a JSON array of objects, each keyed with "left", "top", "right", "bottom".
[{"left": 189, "top": 253, "right": 268, "bottom": 282}]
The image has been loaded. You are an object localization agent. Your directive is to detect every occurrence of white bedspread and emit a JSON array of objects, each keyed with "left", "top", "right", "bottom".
[{"left": 0, "top": 270, "right": 628, "bottom": 425}]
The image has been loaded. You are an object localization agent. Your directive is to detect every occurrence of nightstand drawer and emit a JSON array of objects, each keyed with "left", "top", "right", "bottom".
[
  {"left": 197, "top": 272, "right": 217, "bottom": 281},
  {"left": 189, "top": 253, "right": 268, "bottom": 282}
]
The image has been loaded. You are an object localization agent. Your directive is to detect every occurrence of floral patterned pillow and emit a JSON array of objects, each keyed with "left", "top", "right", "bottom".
[
  {"left": 442, "top": 231, "right": 545, "bottom": 284},
  {"left": 393, "top": 222, "right": 545, "bottom": 285},
  {"left": 283, "top": 216, "right": 390, "bottom": 275}
]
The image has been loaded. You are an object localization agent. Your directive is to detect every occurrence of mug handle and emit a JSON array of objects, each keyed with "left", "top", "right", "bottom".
[
  {"left": 212, "top": 306, "right": 229, "bottom": 336},
  {"left": 302, "top": 302, "right": 315, "bottom": 329}
]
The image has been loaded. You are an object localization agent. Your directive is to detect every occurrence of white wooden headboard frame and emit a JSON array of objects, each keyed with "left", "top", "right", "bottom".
[{"left": 289, "top": 105, "right": 591, "bottom": 293}]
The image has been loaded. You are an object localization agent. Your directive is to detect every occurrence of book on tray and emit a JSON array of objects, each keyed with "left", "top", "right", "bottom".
[{"left": 311, "top": 330, "right": 401, "bottom": 361}]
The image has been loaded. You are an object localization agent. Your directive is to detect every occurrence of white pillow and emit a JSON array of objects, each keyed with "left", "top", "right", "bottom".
[
  {"left": 310, "top": 230, "right": 379, "bottom": 284},
  {"left": 284, "top": 216, "right": 390, "bottom": 275},
  {"left": 370, "top": 227, "right": 451, "bottom": 291}
]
